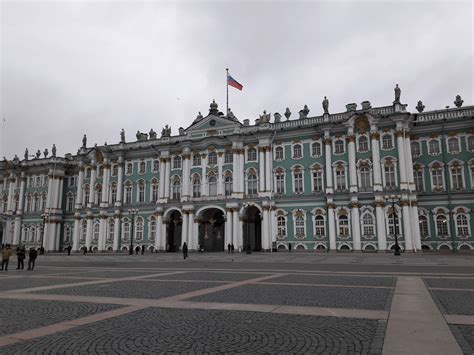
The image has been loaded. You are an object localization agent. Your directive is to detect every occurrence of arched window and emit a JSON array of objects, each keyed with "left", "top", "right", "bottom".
[
  {"left": 139, "top": 161, "right": 146, "bottom": 174},
  {"left": 224, "top": 174, "right": 233, "bottom": 196},
  {"left": 450, "top": 165, "right": 464, "bottom": 190},
  {"left": 173, "top": 156, "right": 182, "bottom": 169},
  {"left": 96, "top": 184, "right": 102, "bottom": 204},
  {"left": 277, "top": 215, "right": 286, "bottom": 239},
  {"left": 456, "top": 214, "right": 469, "bottom": 236},
  {"left": 172, "top": 176, "right": 181, "bottom": 200},
  {"left": 468, "top": 136, "right": 474, "bottom": 152},
  {"left": 293, "top": 144, "right": 302, "bottom": 159},
  {"left": 334, "top": 139, "right": 344, "bottom": 154},
  {"left": 41, "top": 192, "right": 47, "bottom": 211},
  {"left": 67, "top": 193, "right": 74, "bottom": 212},
  {"left": 224, "top": 150, "right": 233, "bottom": 164},
  {"left": 137, "top": 180, "right": 145, "bottom": 203},
  {"left": 86, "top": 168, "right": 91, "bottom": 179},
  {"left": 81, "top": 221, "right": 87, "bottom": 242},
  {"left": 33, "top": 194, "right": 40, "bottom": 211},
  {"left": 98, "top": 166, "right": 104, "bottom": 178},
  {"left": 314, "top": 215, "right": 325, "bottom": 237},
  {"left": 359, "top": 165, "right": 371, "bottom": 190},
  {"left": 122, "top": 219, "right": 130, "bottom": 241},
  {"left": 151, "top": 179, "right": 159, "bottom": 202},
  {"left": 436, "top": 215, "right": 448, "bottom": 237},
  {"left": 358, "top": 136, "right": 369, "bottom": 152},
  {"left": 419, "top": 215, "right": 429, "bottom": 239},
  {"left": 64, "top": 225, "right": 72, "bottom": 244},
  {"left": 431, "top": 165, "right": 444, "bottom": 190},
  {"left": 447, "top": 137, "right": 460, "bottom": 153},
  {"left": 153, "top": 160, "right": 159, "bottom": 172},
  {"left": 112, "top": 164, "right": 119, "bottom": 176},
  {"left": 382, "top": 134, "right": 393, "bottom": 149},
  {"left": 335, "top": 166, "right": 346, "bottom": 191},
  {"left": 384, "top": 163, "right": 396, "bottom": 188},
  {"left": 275, "top": 146, "right": 284, "bottom": 160},
  {"left": 208, "top": 174, "right": 217, "bottom": 196},
  {"left": 338, "top": 215, "right": 349, "bottom": 236},
  {"left": 275, "top": 169, "right": 285, "bottom": 194},
  {"left": 93, "top": 221, "right": 100, "bottom": 242},
  {"left": 108, "top": 220, "right": 115, "bottom": 242},
  {"left": 26, "top": 194, "right": 32, "bottom": 212},
  {"left": 150, "top": 216, "right": 157, "bottom": 241},
  {"left": 192, "top": 174, "right": 201, "bottom": 198},
  {"left": 126, "top": 163, "right": 133, "bottom": 175},
  {"left": 312, "top": 142, "right": 321, "bottom": 157},
  {"left": 135, "top": 217, "right": 143, "bottom": 240},
  {"left": 247, "top": 148, "right": 257, "bottom": 162},
  {"left": 388, "top": 212, "right": 400, "bottom": 236},
  {"left": 124, "top": 182, "right": 132, "bottom": 204},
  {"left": 193, "top": 154, "right": 201, "bottom": 167},
  {"left": 295, "top": 215, "right": 305, "bottom": 237},
  {"left": 312, "top": 168, "right": 323, "bottom": 192},
  {"left": 411, "top": 141, "right": 421, "bottom": 157},
  {"left": 247, "top": 170, "right": 258, "bottom": 195},
  {"left": 293, "top": 167, "right": 303, "bottom": 193},
  {"left": 414, "top": 166, "right": 424, "bottom": 191},
  {"left": 31, "top": 227, "right": 36, "bottom": 242},
  {"left": 84, "top": 185, "right": 90, "bottom": 205},
  {"left": 208, "top": 151, "right": 217, "bottom": 166},
  {"left": 362, "top": 213, "right": 374, "bottom": 237},
  {"left": 428, "top": 140, "right": 440, "bottom": 155},
  {"left": 111, "top": 182, "right": 117, "bottom": 203}
]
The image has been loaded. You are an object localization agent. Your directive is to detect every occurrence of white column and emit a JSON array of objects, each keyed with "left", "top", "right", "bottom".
[
  {"left": 99, "top": 216, "right": 107, "bottom": 250},
  {"left": 261, "top": 208, "right": 268, "bottom": 250},
  {"left": 164, "top": 158, "right": 171, "bottom": 198},
  {"left": 158, "top": 158, "right": 166, "bottom": 198},
  {"left": 116, "top": 163, "right": 124, "bottom": 206},
  {"left": 411, "top": 202, "right": 421, "bottom": 250},
  {"left": 233, "top": 209, "right": 240, "bottom": 249},
  {"left": 371, "top": 132, "right": 383, "bottom": 191},
  {"left": 405, "top": 135, "right": 416, "bottom": 190},
  {"left": 375, "top": 202, "right": 386, "bottom": 250},
  {"left": 88, "top": 165, "right": 96, "bottom": 208},
  {"left": 396, "top": 129, "right": 408, "bottom": 190},
  {"left": 18, "top": 175, "right": 26, "bottom": 213},
  {"left": 182, "top": 211, "right": 188, "bottom": 247},
  {"left": 225, "top": 208, "right": 233, "bottom": 247},
  {"left": 232, "top": 149, "right": 239, "bottom": 195},
  {"left": 348, "top": 136, "right": 358, "bottom": 193},
  {"left": 73, "top": 217, "right": 80, "bottom": 251},
  {"left": 7, "top": 176, "right": 15, "bottom": 211},
  {"left": 265, "top": 147, "right": 272, "bottom": 192},
  {"left": 324, "top": 136, "right": 333, "bottom": 193},
  {"left": 86, "top": 217, "right": 93, "bottom": 248},
  {"left": 259, "top": 147, "right": 265, "bottom": 192},
  {"left": 201, "top": 154, "right": 207, "bottom": 196},
  {"left": 351, "top": 202, "right": 361, "bottom": 251},
  {"left": 56, "top": 177, "right": 64, "bottom": 210},
  {"left": 238, "top": 151, "right": 244, "bottom": 194},
  {"left": 217, "top": 153, "right": 224, "bottom": 195},
  {"left": 182, "top": 155, "right": 191, "bottom": 198},
  {"left": 402, "top": 201, "right": 414, "bottom": 251},
  {"left": 45, "top": 174, "right": 54, "bottom": 209},
  {"left": 113, "top": 215, "right": 121, "bottom": 251},
  {"left": 13, "top": 217, "right": 21, "bottom": 245},
  {"left": 76, "top": 168, "right": 84, "bottom": 208},
  {"left": 159, "top": 214, "right": 166, "bottom": 250},
  {"left": 327, "top": 204, "right": 336, "bottom": 250},
  {"left": 101, "top": 164, "right": 110, "bottom": 206},
  {"left": 188, "top": 211, "right": 195, "bottom": 250}
]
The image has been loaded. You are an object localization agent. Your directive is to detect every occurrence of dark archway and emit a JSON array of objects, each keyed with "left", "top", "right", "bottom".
[
  {"left": 198, "top": 208, "right": 225, "bottom": 252},
  {"left": 0, "top": 223, "right": 3, "bottom": 245},
  {"left": 166, "top": 210, "right": 182, "bottom": 252},
  {"left": 242, "top": 206, "right": 262, "bottom": 252}
]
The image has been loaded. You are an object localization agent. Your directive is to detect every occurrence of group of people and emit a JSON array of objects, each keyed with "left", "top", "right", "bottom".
[
  {"left": 1, "top": 244, "right": 38, "bottom": 271},
  {"left": 227, "top": 243, "right": 235, "bottom": 254}
]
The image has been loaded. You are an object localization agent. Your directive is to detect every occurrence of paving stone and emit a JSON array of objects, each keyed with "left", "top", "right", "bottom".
[
  {"left": 424, "top": 278, "right": 474, "bottom": 290},
  {"left": 269, "top": 274, "right": 396, "bottom": 287},
  {"left": 150, "top": 271, "right": 270, "bottom": 282},
  {"left": 0, "top": 277, "right": 98, "bottom": 291},
  {"left": 449, "top": 325, "right": 474, "bottom": 354},
  {"left": 430, "top": 290, "right": 474, "bottom": 315}
]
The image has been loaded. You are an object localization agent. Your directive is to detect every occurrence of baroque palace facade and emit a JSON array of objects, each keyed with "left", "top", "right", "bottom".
[{"left": 0, "top": 90, "right": 473, "bottom": 253}]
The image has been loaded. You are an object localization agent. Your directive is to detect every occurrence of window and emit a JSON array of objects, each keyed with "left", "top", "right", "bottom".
[
  {"left": 411, "top": 141, "right": 421, "bottom": 157},
  {"left": 208, "top": 152, "right": 217, "bottom": 166},
  {"left": 382, "top": 134, "right": 393, "bottom": 149},
  {"left": 358, "top": 136, "right": 369, "bottom": 152},
  {"left": 295, "top": 215, "right": 305, "bottom": 237},
  {"left": 224, "top": 174, "right": 233, "bottom": 196},
  {"left": 98, "top": 166, "right": 104, "bottom": 178},
  {"left": 93, "top": 222, "right": 100, "bottom": 242},
  {"left": 151, "top": 180, "right": 159, "bottom": 202},
  {"left": 124, "top": 182, "right": 132, "bottom": 204},
  {"left": 419, "top": 215, "right": 429, "bottom": 239},
  {"left": 414, "top": 167, "right": 424, "bottom": 192},
  {"left": 277, "top": 216, "right": 286, "bottom": 239},
  {"left": 275, "top": 146, "right": 284, "bottom": 160},
  {"left": 111, "top": 183, "right": 117, "bottom": 203},
  {"left": 312, "top": 169, "right": 323, "bottom": 192},
  {"left": 172, "top": 177, "right": 181, "bottom": 200},
  {"left": 314, "top": 215, "right": 325, "bottom": 237},
  {"left": 335, "top": 167, "right": 346, "bottom": 191},
  {"left": 126, "top": 163, "right": 133, "bottom": 175},
  {"left": 208, "top": 174, "right": 217, "bottom": 196},
  {"left": 63, "top": 225, "right": 71, "bottom": 243},
  {"left": 86, "top": 169, "right": 92, "bottom": 179},
  {"left": 293, "top": 168, "right": 304, "bottom": 193},
  {"left": 139, "top": 161, "right": 146, "bottom": 174},
  {"left": 173, "top": 156, "right": 182, "bottom": 169},
  {"left": 34, "top": 194, "right": 39, "bottom": 211},
  {"left": 468, "top": 136, "right": 474, "bottom": 152},
  {"left": 312, "top": 142, "right": 321, "bottom": 157},
  {"left": 41, "top": 193, "right": 47, "bottom": 211},
  {"left": 193, "top": 154, "right": 201, "bottom": 167},
  {"left": 359, "top": 166, "right": 371, "bottom": 190},
  {"left": 224, "top": 150, "right": 233, "bottom": 164},
  {"left": 293, "top": 144, "right": 302, "bottom": 159},
  {"left": 362, "top": 213, "right": 374, "bottom": 236},
  {"left": 471, "top": 165, "right": 474, "bottom": 186},
  {"left": 334, "top": 140, "right": 344, "bottom": 154},
  {"left": 67, "top": 193, "right": 74, "bottom": 212},
  {"left": 137, "top": 181, "right": 145, "bottom": 203},
  {"left": 384, "top": 164, "right": 396, "bottom": 188},
  {"left": 456, "top": 214, "right": 469, "bottom": 236},
  {"left": 431, "top": 166, "right": 444, "bottom": 190},
  {"left": 338, "top": 215, "right": 349, "bottom": 236},
  {"left": 108, "top": 221, "right": 115, "bottom": 242},
  {"left": 68, "top": 176, "right": 76, "bottom": 187},
  {"left": 153, "top": 160, "right": 159, "bottom": 172},
  {"left": 247, "top": 148, "right": 257, "bottom": 162},
  {"left": 447, "top": 137, "right": 460, "bottom": 153},
  {"left": 275, "top": 170, "right": 285, "bottom": 194},
  {"left": 96, "top": 184, "right": 102, "bottom": 204},
  {"left": 428, "top": 140, "right": 440, "bottom": 155},
  {"left": 135, "top": 217, "right": 143, "bottom": 240},
  {"left": 192, "top": 175, "right": 201, "bottom": 198},
  {"left": 123, "top": 220, "right": 130, "bottom": 241},
  {"left": 436, "top": 215, "right": 448, "bottom": 237},
  {"left": 388, "top": 212, "right": 400, "bottom": 236},
  {"left": 81, "top": 221, "right": 87, "bottom": 242},
  {"left": 247, "top": 170, "right": 258, "bottom": 195},
  {"left": 451, "top": 165, "right": 463, "bottom": 190},
  {"left": 112, "top": 165, "right": 119, "bottom": 176},
  {"left": 150, "top": 217, "right": 157, "bottom": 241}
]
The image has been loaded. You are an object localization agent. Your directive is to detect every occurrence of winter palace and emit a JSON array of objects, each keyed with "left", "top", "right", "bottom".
[{"left": 0, "top": 88, "right": 473, "bottom": 253}]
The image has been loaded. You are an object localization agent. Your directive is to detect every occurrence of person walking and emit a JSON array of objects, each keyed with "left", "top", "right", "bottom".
[
  {"left": 135, "top": 245, "right": 140, "bottom": 255},
  {"left": 227, "top": 243, "right": 231, "bottom": 254},
  {"left": 231, "top": 244, "right": 234, "bottom": 254},
  {"left": 1, "top": 244, "right": 12, "bottom": 271},
  {"left": 141, "top": 245, "right": 145, "bottom": 255},
  {"left": 182, "top": 242, "right": 188, "bottom": 260},
  {"left": 27, "top": 248, "right": 38, "bottom": 270},
  {"left": 16, "top": 246, "right": 26, "bottom": 270},
  {"left": 67, "top": 245, "right": 72, "bottom": 256},
  {"left": 288, "top": 243, "right": 292, "bottom": 252},
  {"left": 82, "top": 246, "right": 87, "bottom": 255}
]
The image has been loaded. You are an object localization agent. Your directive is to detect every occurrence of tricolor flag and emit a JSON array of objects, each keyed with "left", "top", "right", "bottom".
[{"left": 227, "top": 74, "right": 243, "bottom": 91}]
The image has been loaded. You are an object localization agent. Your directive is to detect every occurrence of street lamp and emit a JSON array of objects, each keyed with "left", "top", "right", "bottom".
[
  {"left": 128, "top": 208, "right": 139, "bottom": 255},
  {"left": 385, "top": 195, "right": 401, "bottom": 256},
  {"left": 40, "top": 211, "right": 50, "bottom": 254}
]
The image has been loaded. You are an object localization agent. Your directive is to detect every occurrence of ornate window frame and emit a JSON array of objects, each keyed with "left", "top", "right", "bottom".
[
  {"left": 311, "top": 208, "right": 326, "bottom": 240},
  {"left": 333, "top": 138, "right": 346, "bottom": 155},
  {"left": 410, "top": 140, "right": 421, "bottom": 158},
  {"left": 433, "top": 207, "right": 450, "bottom": 240},
  {"left": 356, "top": 134, "right": 370, "bottom": 153},
  {"left": 276, "top": 209, "right": 288, "bottom": 240},
  {"left": 454, "top": 207, "right": 471, "bottom": 239},
  {"left": 360, "top": 206, "right": 375, "bottom": 240},
  {"left": 246, "top": 168, "right": 258, "bottom": 195},
  {"left": 332, "top": 161, "right": 348, "bottom": 192},
  {"left": 310, "top": 163, "right": 324, "bottom": 193},
  {"left": 292, "top": 208, "right": 307, "bottom": 240},
  {"left": 467, "top": 135, "right": 474, "bottom": 152},
  {"left": 291, "top": 165, "right": 304, "bottom": 194},
  {"left": 246, "top": 147, "right": 258, "bottom": 163},
  {"left": 274, "top": 145, "right": 285, "bottom": 161},
  {"left": 418, "top": 208, "right": 430, "bottom": 240},
  {"left": 274, "top": 167, "right": 286, "bottom": 195},
  {"left": 381, "top": 156, "right": 398, "bottom": 189},
  {"left": 428, "top": 161, "right": 445, "bottom": 192},
  {"left": 292, "top": 142, "right": 303, "bottom": 160},
  {"left": 136, "top": 179, "right": 146, "bottom": 204},
  {"left": 172, "top": 155, "right": 182, "bottom": 170},
  {"left": 381, "top": 132, "right": 395, "bottom": 151},
  {"left": 427, "top": 138, "right": 441, "bottom": 156},
  {"left": 336, "top": 207, "right": 351, "bottom": 239},
  {"left": 413, "top": 164, "right": 425, "bottom": 192},
  {"left": 446, "top": 136, "right": 461, "bottom": 154},
  {"left": 311, "top": 140, "right": 322, "bottom": 158},
  {"left": 448, "top": 159, "right": 465, "bottom": 191},
  {"left": 357, "top": 159, "right": 373, "bottom": 191}
]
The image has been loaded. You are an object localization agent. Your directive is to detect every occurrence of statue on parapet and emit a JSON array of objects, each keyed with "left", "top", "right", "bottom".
[
  {"left": 454, "top": 95, "right": 463, "bottom": 108},
  {"left": 416, "top": 100, "right": 425, "bottom": 113},
  {"left": 299, "top": 105, "right": 310, "bottom": 119},
  {"left": 161, "top": 125, "right": 171, "bottom": 137},
  {"left": 284, "top": 108, "right": 291, "bottom": 120},
  {"left": 136, "top": 130, "right": 148, "bottom": 141},
  {"left": 13, "top": 155, "right": 19, "bottom": 164},
  {"left": 24, "top": 148, "right": 29, "bottom": 161},
  {"left": 393, "top": 84, "right": 401, "bottom": 104},
  {"left": 259, "top": 110, "right": 271, "bottom": 123},
  {"left": 149, "top": 128, "right": 157, "bottom": 139},
  {"left": 52, "top": 144, "right": 56, "bottom": 157},
  {"left": 120, "top": 128, "right": 126, "bottom": 143},
  {"left": 227, "top": 107, "right": 235, "bottom": 119},
  {"left": 82, "top": 134, "right": 87, "bottom": 148},
  {"left": 274, "top": 112, "right": 281, "bottom": 123},
  {"left": 322, "top": 96, "right": 329, "bottom": 114},
  {"left": 43, "top": 149, "right": 49, "bottom": 158},
  {"left": 35, "top": 150, "right": 41, "bottom": 159}
]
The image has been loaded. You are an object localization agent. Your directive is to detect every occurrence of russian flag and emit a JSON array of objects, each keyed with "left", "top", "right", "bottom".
[{"left": 227, "top": 74, "right": 243, "bottom": 91}]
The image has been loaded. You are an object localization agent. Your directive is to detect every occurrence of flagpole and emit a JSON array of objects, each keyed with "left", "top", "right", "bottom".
[{"left": 226, "top": 68, "right": 229, "bottom": 117}]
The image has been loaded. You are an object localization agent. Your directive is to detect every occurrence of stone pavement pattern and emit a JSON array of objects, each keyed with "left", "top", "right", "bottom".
[{"left": 0, "top": 252, "right": 472, "bottom": 354}]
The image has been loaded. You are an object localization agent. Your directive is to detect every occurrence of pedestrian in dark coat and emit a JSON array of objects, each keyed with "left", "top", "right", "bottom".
[
  {"left": 1, "top": 244, "right": 12, "bottom": 271},
  {"left": 16, "top": 246, "right": 26, "bottom": 270},
  {"left": 141, "top": 245, "right": 145, "bottom": 255},
  {"left": 288, "top": 243, "right": 292, "bottom": 252},
  {"left": 182, "top": 242, "right": 188, "bottom": 260},
  {"left": 227, "top": 243, "right": 231, "bottom": 254},
  {"left": 27, "top": 248, "right": 38, "bottom": 270},
  {"left": 67, "top": 245, "right": 72, "bottom": 256},
  {"left": 83, "top": 246, "right": 87, "bottom": 255},
  {"left": 231, "top": 244, "right": 234, "bottom": 254},
  {"left": 135, "top": 245, "right": 140, "bottom": 255}
]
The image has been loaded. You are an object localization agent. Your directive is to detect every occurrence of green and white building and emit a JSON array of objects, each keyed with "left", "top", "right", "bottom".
[{"left": 1, "top": 92, "right": 473, "bottom": 252}]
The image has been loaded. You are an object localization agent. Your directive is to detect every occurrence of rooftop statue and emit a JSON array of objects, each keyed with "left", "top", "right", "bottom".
[
  {"left": 227, "top": 107, "right": 235, "bottom": 119},
  {"left": 13, "top": 155, "right": 19, "bottom": 164},
  {"left": 179, "top": 127, "right": 184, "bottom": 135},
  {"left": 284, "top": 107, "right": 291, "bottom": 120},
  {"left": 299, "top": 105, "right": 310, "bottom": 119},
  {"left": 82, "top": 134, "right": 87, "bottom": 148},
  {"left": 120, "top": 128, "right": 126, "bottom": 143},
  {"left": 416, "top": 100, "right": 425, "bottom": 113},
  {"left": 43, "top": 148, "right": 49, "bottom": 158},
  {"left": 24, "top": 148, "right": 29, "bottom": 161},
  {"left": 149, "top": 128, "right": 157, "bottom": 139},
  {"left": 136, "top": 130, "right": 148, "bottom": 141},
  {"left": 52, "top": 144, "right": 56, "bottom": 157},
  {"left": 259, "top": 110, "right": 271, "bottom": 123},
  {"left": 454, "top": 95, "right": 464, "bottom": 108},
  {"left": 36, "top": 150, "right": 41, "bottom": 159},
  {"left": 322, "top": 96, "right": 329, "bottom": 114},
  {"left": 394, "top": 84, "right": 401, "bottom": 104},
  {"left": 161, "top": 124, "right": 171, "bottom": 137},
  {"left": 274, "top": 112, "right": 281, "bottom": 123}
]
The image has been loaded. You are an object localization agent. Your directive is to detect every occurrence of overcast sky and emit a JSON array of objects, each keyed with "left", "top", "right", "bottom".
[{"left": 1, "top": 0, "right": 473, "bottom": 159}]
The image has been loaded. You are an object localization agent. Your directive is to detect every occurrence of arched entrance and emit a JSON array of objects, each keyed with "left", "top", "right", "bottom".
[
  {"left": 166, "top": 210, "right": 182, "bottom": 252},
  {"left": 198, "top": 208, "right": 225, "bottom": 252},
  {"left": 242, "top": 206, "right": 262, "bottom": 252},
  {"left": 0, "top": 223, "right": 3, "bottom": 245}
]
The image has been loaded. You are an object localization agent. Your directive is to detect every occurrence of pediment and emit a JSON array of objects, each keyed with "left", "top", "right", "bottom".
[{"left": 186, "top": 114, "right": 241, "bottom": 133}]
